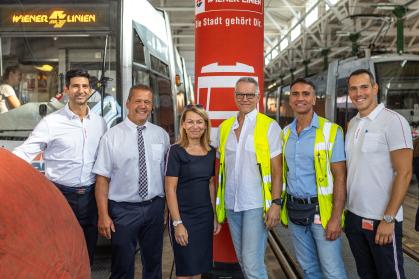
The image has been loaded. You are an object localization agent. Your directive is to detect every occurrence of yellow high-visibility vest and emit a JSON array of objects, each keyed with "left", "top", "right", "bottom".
[
  {"left": 216, "top": 113, "right": 273, "bottom": 223},
  {"left": 280, "top": 116, "right": 345, "bottom": 228}
]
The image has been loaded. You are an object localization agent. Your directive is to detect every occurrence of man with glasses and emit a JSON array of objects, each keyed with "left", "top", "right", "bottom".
[
  {"left": 280, "top": 78, "right": 347, "bottom": 278},
  {"left": 93, "top": 84, "right": 169, "bottom": 279},
  {"left": 216, "top": 77, "right": 282, "bottom": 279},
  {"left": 13, "top": 69, "right": 107, "bottom": 266}
]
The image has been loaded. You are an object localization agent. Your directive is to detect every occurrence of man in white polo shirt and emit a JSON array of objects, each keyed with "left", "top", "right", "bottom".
[{"left": 345, "top": 69, "right": 413, "bottom": 279}]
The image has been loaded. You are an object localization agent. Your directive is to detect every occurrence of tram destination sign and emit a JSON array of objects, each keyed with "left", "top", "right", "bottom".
[{"left": 0, "top": 5, "right": 110, "bottom": 32}]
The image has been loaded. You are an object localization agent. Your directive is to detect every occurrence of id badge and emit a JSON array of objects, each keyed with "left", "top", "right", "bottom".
[
  {"left": 361, "top": 219, "right": 374, "bottom": 231},
  {"left": 313, "top": 214, "right": 321, "bottom": 224}
]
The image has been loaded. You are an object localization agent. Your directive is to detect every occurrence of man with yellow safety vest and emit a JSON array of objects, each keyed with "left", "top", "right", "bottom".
[
  {"left": 216, "top": 77, "right": 282, "bottom": 279},
  {"left": 281, "top": 78, "right": 347, "bottom": 278}
]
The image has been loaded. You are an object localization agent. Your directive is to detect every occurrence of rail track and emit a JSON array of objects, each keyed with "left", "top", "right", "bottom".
[{"left": 268, "top": 230, "right": 302, "bottom": 279}]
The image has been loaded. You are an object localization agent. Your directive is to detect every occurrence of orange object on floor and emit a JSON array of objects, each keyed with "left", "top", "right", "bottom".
[
  {"left": 0, "top": 149, "right": 90, "bottom": 279},
  {"left": 213, "top": 222, "right": 238, "bottom": 263}
]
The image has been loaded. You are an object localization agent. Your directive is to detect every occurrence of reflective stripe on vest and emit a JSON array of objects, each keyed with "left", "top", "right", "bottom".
[
  {"left": 216, "top": 113, "right": 273, "bottom": 223},
  {"left": 280, "top": 116, "right": 345, "bottom": 229}
]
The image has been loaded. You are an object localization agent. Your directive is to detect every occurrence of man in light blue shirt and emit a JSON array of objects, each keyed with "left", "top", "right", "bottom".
[{"left": 281, "top": 78, "right": 347, "bottom": 278}]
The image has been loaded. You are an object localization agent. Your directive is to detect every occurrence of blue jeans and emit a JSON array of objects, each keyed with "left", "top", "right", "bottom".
[
  {"left": 288, "top": 221, "right": 347, "bottom": 279},
  {"left": 226, "top": 208, "right": 268, "bottom": 279}
]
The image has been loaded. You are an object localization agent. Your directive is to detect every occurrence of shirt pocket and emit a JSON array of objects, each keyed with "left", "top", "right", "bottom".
[
  {"left": 362, "top": 133, "right": 387, "bottom": 153},
  {"left": 151, "top": 143, "right": 164, "bottom": 161},
  {"left": 245, "top": 135, "right": 255, "bottom": 152}
]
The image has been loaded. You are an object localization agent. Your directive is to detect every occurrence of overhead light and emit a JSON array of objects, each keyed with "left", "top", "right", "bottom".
[
  {"left": 376, "top": 6, "right": 395, "bottom": 10},
  {"left": 336, "top": 31, "right": 350, "bottom": 37},
  {"left": 34, "top": 64, "right": 54, "bottom": 72}
]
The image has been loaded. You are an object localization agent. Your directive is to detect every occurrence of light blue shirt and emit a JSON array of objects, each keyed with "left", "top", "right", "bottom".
[{"left": 284, "top": 113, "right": 345, "bottom": 198}]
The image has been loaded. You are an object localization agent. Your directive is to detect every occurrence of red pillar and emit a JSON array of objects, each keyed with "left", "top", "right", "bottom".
[{"left": 194, "top": 0, "right": 264, "bottom": 274}]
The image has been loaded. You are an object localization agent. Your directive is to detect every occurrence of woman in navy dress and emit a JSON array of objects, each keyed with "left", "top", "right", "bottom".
[{"left": 165, "top": 105, "right": 222, "bottom": 278}]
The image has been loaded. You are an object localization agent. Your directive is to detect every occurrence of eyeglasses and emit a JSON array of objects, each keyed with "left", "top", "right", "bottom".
[
  {"left": 185, "top": 104, "right": 204, "bottom": 109},
  {"left": 235, "top": 92, "right": 258, "bottom": 100}
]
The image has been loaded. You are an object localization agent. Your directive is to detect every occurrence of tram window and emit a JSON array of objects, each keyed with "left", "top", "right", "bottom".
[
  {"left": 335, "top": 77, "right": 357, "bottom": 130},
  {"left": 150, "top": 74, "right": 175, "bottom": 142},
  {"left": 278, "top": 87, "right": 294, "bottom": 127},
  {"left": 133, "top": 70, "right": 150, "bottom": 86},
  {"left": 375, "top": 60, "right": 419, "bottom": 119},
  {"left": 265, "top": 91, "right": 278, "bottom": 117},
  {"left": 150, "top": 55, "right": 169, "bottom": 78},
  {"left": 0, "top": 36, "right": 121, "bottom": 141},
  {"left": 133, "top": 31, "right": 146, "bottom": 65}
]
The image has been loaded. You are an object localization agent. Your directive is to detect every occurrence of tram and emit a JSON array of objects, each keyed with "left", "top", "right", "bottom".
[
  {"left": 265, "top": 54, "right": 419, "bottom": 131},
  {"left": 0, "top": 0, "right": 193, "bottom": 156}
]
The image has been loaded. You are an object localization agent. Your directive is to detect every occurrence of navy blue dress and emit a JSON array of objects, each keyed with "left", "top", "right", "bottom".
[{"left": 166, "top": 144, "right": 216, "bottom": 276}]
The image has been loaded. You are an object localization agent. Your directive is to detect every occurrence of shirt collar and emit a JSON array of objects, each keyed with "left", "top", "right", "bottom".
[
  {"left": 355, "top": 103, "right": 384, "bottom": 121},
  {"left": 233, "top": 108, "right": 258, "bottom": 128},
  {"left": 64, "top": 103, "right": 91, "bottom": 120},
  {"left": 290, "top": 112, "right": 319, "bottom": 133},
  {"left": 124, "top": 117, "right": 149, "bottom": 130}
]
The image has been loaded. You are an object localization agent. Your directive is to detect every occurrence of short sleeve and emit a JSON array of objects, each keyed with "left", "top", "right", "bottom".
[
  {"left": 386, "top": 114, "right": 413, "bottom": 151},
  {"left": 92, "top": 134, "right": 113, "bottom": 178},
  {"left": 268, "top": 120, "right": 282, "bottom": 158},
  {"left": 211, "top": 147, "right": 216, "bottom": 177},
  {"left": 165, "top": 145, "right": 181, "bottom": 177},
  {"left": 331, "top": 127, "right": 346, "bottom": 163},
  {"left": 0, "top": 85, "right": 16, "bottom": 98}
]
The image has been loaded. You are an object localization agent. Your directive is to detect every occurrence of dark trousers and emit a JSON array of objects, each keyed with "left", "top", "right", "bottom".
[
  {"left": 415, "top": 158, "right": 419, "bottom": 231},
  {"left": 54, "top": 183, "right": 98, "bottom": 266},
  {"left": 109, "top": 197, "right": 165, "bottom": 279},
  {"left": 345, "top": 211, "right": 405, "bottom": 279}
]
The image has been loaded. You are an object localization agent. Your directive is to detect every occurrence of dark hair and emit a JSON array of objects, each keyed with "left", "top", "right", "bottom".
[
  {"left": 3, "top": 65, "right": 20, "bottom": 81},
  {"left": 347, "top": 69, "right": 375, "bottom": 86},
  {"left": 65, "top": 69, "right": 90, "bottom": 86},
  {"left": 290, "top": 78, "right": 316, "bottom": 93},
  {"left": 128, "top": 84, "right": 153, "bottom": 100}
]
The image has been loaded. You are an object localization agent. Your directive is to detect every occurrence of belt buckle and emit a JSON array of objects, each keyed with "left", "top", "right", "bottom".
[{"left": 76, "top": 188, "right": 86, "bottom": 194}]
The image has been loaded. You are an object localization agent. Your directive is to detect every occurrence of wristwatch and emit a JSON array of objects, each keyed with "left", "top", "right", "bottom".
[
  {"left": 172, "top": 220, "right": 183, "bottom": 227},
  {"left": 272, "top": 198, "right": 282, "bottom": 206},
  {"left": 383, "top": 215, "right": 395, "bottom": 224}
]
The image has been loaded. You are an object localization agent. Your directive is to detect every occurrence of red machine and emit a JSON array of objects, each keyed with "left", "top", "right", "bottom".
[{"left": 0, "top": 149, "right": 90, "bottom": 278}]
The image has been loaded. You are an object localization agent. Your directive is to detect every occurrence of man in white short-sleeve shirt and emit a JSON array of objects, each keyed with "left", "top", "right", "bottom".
[
  {"left": 345, "top": 69, "right": 413, "bottom": 279},
  {"left": 216, "top": 77, "right": 282, "bottom": 279},
  {"left": 93, "top": 84, "right": 169, "bottom": 279}
]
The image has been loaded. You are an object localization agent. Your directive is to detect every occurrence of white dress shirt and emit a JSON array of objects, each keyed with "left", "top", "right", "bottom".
[
  {"left": 13, "top": 104, "right": 107, "bottom": 187},
  {"left": 222, "top": 109, "right": 282, "bottom": 212},
  {"left": 92, "top": 118, "right": 170, "bottom": 203},
  {"left": 345, "top": 104, "right": 413, "bottom": 221}
]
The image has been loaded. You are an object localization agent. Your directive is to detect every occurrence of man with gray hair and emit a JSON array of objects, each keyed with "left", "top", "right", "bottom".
[{"left": 216, "top": 77, "right": 282, "bottom": 278}]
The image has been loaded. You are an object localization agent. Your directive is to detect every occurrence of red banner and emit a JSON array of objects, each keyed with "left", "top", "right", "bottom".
[
  {"left": 195, "top": 0, "right": 264, "bottom": 140},
  {"left": 195, "top": 0, "right": 264, "bottom": 264}
]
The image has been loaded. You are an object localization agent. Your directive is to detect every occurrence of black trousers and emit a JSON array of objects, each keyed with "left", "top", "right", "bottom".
[
  {"left": 55, "top": 183, "right": 98, "bottom": 266},
  {"left": 109, "top": 197, "right": 165, "bottom": 279},
  {"left": 345, "top": 211, "right": 405, "bottom": 279}
]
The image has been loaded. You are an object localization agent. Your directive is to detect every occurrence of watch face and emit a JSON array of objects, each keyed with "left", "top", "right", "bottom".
[{"left": 384, "top": 215, "right": 394, "bottom": 223}]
